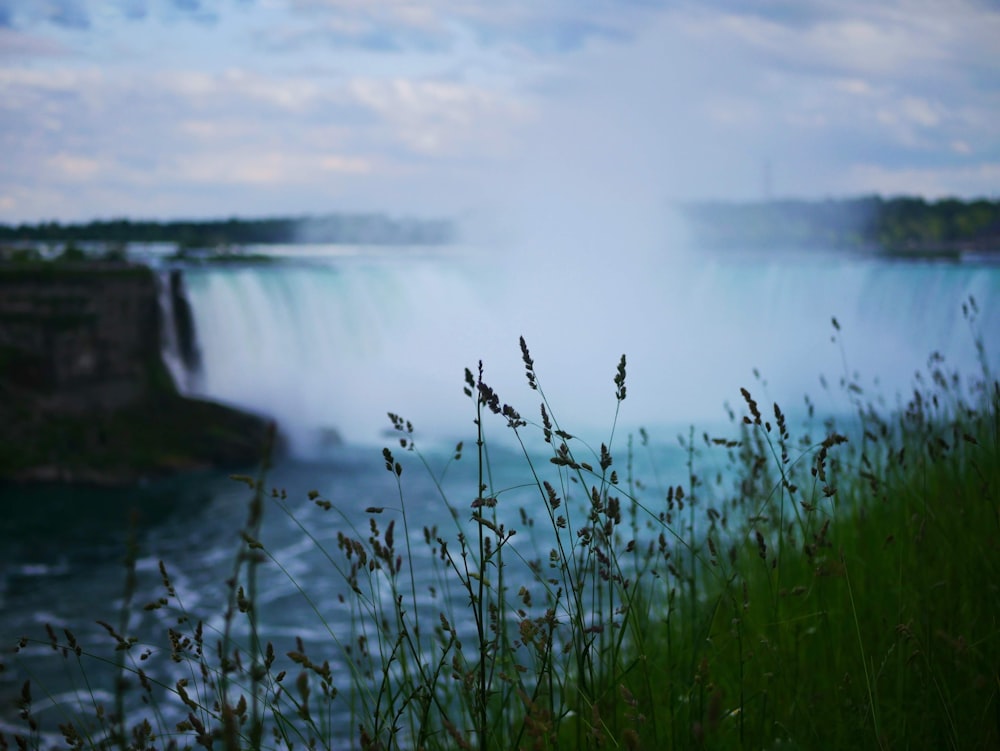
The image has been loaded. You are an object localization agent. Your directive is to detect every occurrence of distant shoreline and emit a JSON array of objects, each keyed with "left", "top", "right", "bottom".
[
  {"left": 0, "top": 212, "right": 455, "bottom": 248},
  {"left": 2, "top": 196, "right": 999, "bottom": 259},
  {"left": 679, "top": 195, "right": 1000, "bottom": 256}
]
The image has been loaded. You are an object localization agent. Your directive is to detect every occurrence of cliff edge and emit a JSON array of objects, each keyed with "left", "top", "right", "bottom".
[{"left": 0, "top": 261, "right": 273, "bottom": 484}]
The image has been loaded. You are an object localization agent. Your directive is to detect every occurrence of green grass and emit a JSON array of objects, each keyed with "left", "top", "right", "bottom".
[{"left": 3, "top": 302, "right": 998, "bottom": 750}]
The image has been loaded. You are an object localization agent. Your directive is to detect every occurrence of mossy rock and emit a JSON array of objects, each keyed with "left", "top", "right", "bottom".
[
  {"left": 0, "top": 261, "right": 278, "bottom": 484},
  {"left": 0, "top": 392, "right": 275, "bottom": 485}
]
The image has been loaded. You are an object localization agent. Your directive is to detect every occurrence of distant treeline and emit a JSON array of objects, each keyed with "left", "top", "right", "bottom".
[
  {"left": 5, "top": 197, "right": 1000, "bottom": 254},
  {"left": 0, "top": 214, "right": 454, "bottom": 247},
  {"left": 681, "top": 196, "right": 1000, "bottom": 252}
]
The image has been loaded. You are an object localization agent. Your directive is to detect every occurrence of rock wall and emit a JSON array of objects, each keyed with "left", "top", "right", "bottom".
[
  {"left": 0, "top": 264, "right": 164, "bottom": 412},
  {"left": 0, "top": 262, "right": 274, "bottom": 484}
]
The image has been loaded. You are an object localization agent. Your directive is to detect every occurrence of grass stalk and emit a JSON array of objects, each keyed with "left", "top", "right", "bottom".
[{"left": 3, "top": 308, "right": 997, "bottom": 751}]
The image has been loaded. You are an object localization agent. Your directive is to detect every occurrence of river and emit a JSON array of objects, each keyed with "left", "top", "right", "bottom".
[{"left": 2, "top": 242, "right": 997, "bottom": 743}]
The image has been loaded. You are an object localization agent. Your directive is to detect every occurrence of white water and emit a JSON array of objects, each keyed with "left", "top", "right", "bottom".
[
  {"left": 4, "top": 243, "right": 999, "bottom": 744},
  {"left": 175, "top": 244, "right": 1000, "bottom": 456}
]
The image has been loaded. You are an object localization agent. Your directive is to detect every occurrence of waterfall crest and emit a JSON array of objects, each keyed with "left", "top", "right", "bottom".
[{"left": 166, "top": 248, "right": 1000, "bottom": 456}]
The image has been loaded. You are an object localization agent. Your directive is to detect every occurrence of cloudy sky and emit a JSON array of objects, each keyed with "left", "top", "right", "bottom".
[{"left": 1, "top": 0, "right": 999, "bottom": 224}]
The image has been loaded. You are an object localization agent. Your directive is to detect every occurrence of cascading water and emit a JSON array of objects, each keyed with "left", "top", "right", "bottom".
[
  {"left": 5, "top": 242, "right": 999, "bottom": 745},
  {"left": 168, "top": 244, "right": 1000, "bottom": 456},
  {"left": 156, "top": 268, "right": 201, "bottom": 393}
]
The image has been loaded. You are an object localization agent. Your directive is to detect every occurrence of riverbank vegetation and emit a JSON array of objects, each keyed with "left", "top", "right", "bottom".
[
  {"left": 0, "top": 213, "right": 454, "bottom": 250},
  {"left": 3, "top": 196, "right": 1000, "bottom": 259},
  {"left": 3, "top": 301, "right": 997, "bottom": 749},
  {"left": 682, "top": 195, "right": 1000, "bottom": 255}
]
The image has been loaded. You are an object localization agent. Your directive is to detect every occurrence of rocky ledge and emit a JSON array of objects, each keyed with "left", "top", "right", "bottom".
[{"left": 0, "top": 261, "right": 274, "bottom": 485}]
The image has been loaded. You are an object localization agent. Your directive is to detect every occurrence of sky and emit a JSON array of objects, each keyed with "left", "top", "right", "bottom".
[{"left": 1, "top": 0, "right": 999, "bottom": 224}]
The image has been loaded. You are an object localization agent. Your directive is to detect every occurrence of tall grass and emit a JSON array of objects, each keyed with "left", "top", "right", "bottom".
[{"left": 3, "top": 300, "right": 998, "bottom": 750}]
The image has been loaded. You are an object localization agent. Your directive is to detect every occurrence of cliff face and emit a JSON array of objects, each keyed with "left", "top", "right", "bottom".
[
  {"left": 0, "top": 263, "right": 273, "bottom": 484},
  {"left": 1, "top": 264, "right": 164, "bottom": 412}
]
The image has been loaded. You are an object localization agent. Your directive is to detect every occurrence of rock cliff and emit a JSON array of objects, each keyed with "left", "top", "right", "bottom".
[{"left": 0, "top": 262, "right": 274, "bottom": 484}]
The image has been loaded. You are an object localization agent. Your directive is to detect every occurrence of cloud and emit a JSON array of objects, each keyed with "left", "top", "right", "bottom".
[
  {"left": 47, "top": 152, "right": 101, "bottom": 179},
  {"left": 257, "top": 11, "right": 452, "bottom": 54},
  {"left": 0, "top": 26, "right": 69, "bottom": 57},
  {"left": 118, "top": 0, "right": 147, "bottom": 21},
  {"left": 0, "top": 0, "right": 226, "bottom": 30},
  {"left": 43, "top": 0, "right": 91, "bottom": 29},
  {"left": 840, "top": 162, "right": 1000, "bottom": 199},
  {"left": 347, "top": 77, "right": 530, "bottom": 157},
  {"left": 0, "top": 0, "right": 998, "bottom": 222},
  {"left": 0, "top": 53, "right": 527, "bottom": 220},
  {"left": 166, "top": 150, "right": 371, "bottom": 185},
  {"left": 275, "top": 0, "right": 651, "bottom": 55},
  {"left": 482, "top": 0, "right": 1000, "bottom": 211}
]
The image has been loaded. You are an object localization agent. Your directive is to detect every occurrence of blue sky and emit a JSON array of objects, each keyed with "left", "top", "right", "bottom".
[{"left": 1, "top": 0, "right": 998, "bottom": 223}]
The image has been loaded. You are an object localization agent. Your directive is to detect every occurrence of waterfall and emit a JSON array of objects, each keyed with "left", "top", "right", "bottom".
[
  {"left": 165, "top": 247, "right": 1000, "bottom": 456},
  {"left": 156, "top": 269, "right": 201, "bottom": 394}
]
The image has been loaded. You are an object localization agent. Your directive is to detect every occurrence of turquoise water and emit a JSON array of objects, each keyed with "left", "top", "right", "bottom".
[
  {"left": 3, "top": 247, "right": 998, "bottom": 740},
  {"left": 0, "top": 437, "right": 685, "bottom": 738}
]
